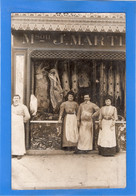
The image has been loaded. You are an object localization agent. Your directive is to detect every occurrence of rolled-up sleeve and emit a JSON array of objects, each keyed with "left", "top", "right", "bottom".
[
  {"left": 59, "top": 102, "right": 65, "bottom": 118},
  {"left": 92, "top": 104, "right": 100, "bottom": 118}
]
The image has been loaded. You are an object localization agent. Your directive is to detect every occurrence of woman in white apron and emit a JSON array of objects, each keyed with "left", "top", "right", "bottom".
[
  {"left": 98, "top": 96, "right": 118, "bottom": 156},
  {"left": 58, "top": 91, "right": 79, "bottom": 150}
]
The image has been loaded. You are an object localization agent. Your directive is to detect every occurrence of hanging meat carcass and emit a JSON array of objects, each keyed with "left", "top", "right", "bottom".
[
  {"left": 48, "top": 68, "right": 63, "bottom": 112},
  {"left": 108, "top": 63, "right": 114, "bottom": 99},
  {"left": 61, "top": 62, "right": 70, "bottom": 97},
  {"left": 99, "top": 62, "right": 107, "bottom": 106},
  {"left": 71, "top": 62, "right": 78, "bottom": 95},
  {"left": 78, "top": 63, "right": 90, "bottom": 88},
  {"left": 115, "top": 64, "right": 122, "bottom": 109},
  {"left": 35, "top": 63, "right": 50, "bottom": 111},
  {"left": 103, "top": 65, "right": 108, "bottom": 96}
]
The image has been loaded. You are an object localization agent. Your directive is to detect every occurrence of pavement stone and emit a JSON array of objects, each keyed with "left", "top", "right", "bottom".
[{"left": 12, "top": 151, "right": 126, "bottom": 190}]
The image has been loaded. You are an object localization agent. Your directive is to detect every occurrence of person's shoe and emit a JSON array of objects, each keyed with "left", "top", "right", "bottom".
[
  {"left": 17, "top": 155, "right": 23, "bottom": 160},
  {"left": 12, "top": 155, "right": 17, "bottom": 158},
  {"left": 83, "top": 150, "right": 88, "bottom": 154},
  {"left": 74, "top": 150, "right": 83, "bottom": 154}
]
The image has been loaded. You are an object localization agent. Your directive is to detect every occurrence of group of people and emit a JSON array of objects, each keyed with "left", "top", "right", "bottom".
[
  {"left": 59, "top": 91, "right": 118, "bottom": 156},
  {"left": 11, "top": 91, "right": 118, "bottom": 159}
]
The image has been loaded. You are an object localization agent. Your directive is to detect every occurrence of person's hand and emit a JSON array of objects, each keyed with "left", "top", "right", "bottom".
[
  {"left": 57, "top": 128, "right": 61, "bottom": 136},
  {"left": 23, "top": 118, "right": 27, "bottom": 123},
  {"left": 77, "top": 120, "right": 80, "bottom": 128},
  {"left": 58, "top": 119, "right": 62, "bottom": 124},
  {"left": 110, "top": 121, "right": 115, "bottom": 129},
  {"left": 99, "top": 121, "right": 102, "bottom": 130}
]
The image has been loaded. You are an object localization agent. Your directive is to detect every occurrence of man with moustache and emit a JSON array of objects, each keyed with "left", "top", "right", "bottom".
[
  {"left": 12, "top": 95, "right": 30, "bottom": 159},
  {"left": 75, "top": 93, "right": 100, "bottom": 154}
]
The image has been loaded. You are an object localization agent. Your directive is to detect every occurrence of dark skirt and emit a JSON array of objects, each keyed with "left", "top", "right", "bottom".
[{"left": 98, "top": 145, "right": 117, "bottom": 156}]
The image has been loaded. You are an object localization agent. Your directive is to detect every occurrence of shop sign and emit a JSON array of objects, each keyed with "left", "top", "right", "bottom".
[{"left": 13, "top": 32, "right": 125, "bottom": 48}]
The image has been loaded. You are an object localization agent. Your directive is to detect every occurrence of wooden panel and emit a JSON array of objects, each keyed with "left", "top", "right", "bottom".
[
  {"left": 31, "top": 61, "right": 35, "bottom": 94},
  {"left": 12, "top": 50, "right": 27, "bottom": 103},
  {"left": 26, "top": 52, "right": 31, "bottom": 149}
]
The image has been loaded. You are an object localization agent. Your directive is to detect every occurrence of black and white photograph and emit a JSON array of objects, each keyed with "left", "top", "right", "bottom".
[{"left": 11, "top": 13, "right": 126, "bottom": 190}]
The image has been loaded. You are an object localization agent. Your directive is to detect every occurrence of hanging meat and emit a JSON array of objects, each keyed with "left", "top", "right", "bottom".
[
  {"left": 108, "top": 64, "right": 114, "bottom": 98},
  {"left": 115, "top": 65, "right": 122, "bottom": 107},
  {"left": 78, "top": 63, "right": 90, "bottom": 88},
  {"left": 48, "top": 67, "right": 63, "bottom": 112},
  {"left": 35, "top": 63, "right": 50, "bottom": 111},
  {"left": 99, "top": 62, "right": 104, "bottom": 97},
  {"left": 103, "top": 65, "right": 107, "bottom": 96},
  {"left": 61, "top": 62, "right": 70, "bottom": 97},
  {"left": 99, "top": 62, "right": 107, "bottom": 107},
  {"left": 30, "top": 94, "right": 38, "bottom": 116},
  {"left": 71, "top": 62, "right": 78, "bottom": 95}
]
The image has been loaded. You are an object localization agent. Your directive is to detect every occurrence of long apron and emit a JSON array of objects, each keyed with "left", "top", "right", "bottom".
[
  {"left": 12, "top": 113, "right": 26, "bottom": 155},
  {"left": 62, "top": 114, "right": 78, "bottom": 147},
  {"left": 98, "top": 119, "right": 116, "bottom": 148},
  {"left": 77, "top": 111, "right": 93, "bottom": 150}
]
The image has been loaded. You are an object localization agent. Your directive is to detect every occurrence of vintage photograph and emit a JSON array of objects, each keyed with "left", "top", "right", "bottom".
[{"left": 11, "top": 13, "right": 126, "bottom": 189}]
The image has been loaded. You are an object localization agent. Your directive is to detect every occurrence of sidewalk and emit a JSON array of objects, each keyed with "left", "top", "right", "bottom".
[{"left": 12, "top": 151, "right": 126, "bottom": 190}]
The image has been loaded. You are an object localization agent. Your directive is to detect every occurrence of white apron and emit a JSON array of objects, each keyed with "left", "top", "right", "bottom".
[
  {"left": 65, "top": 114, "right": 78, "bottom": 143},
  {"left": 98, "top": 119, "right": 116, "bottom": 148},
  {"left": 77, "top": 111, "right": 93, "bottom": 150},
  {"left": 12, "top": 113, "right": 26, "bottom": 155}
]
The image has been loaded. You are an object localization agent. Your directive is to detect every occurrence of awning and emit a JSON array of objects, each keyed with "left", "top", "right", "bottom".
[{"left": 11, "top": 13, "right": 126, "bottom": 33}]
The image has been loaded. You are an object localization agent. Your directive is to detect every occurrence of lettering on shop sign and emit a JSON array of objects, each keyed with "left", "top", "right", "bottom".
[{"left": 22, "top": 33, "right": 125, "bottom": 47}]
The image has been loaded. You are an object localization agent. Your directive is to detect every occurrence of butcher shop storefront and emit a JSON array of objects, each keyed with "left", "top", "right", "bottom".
[{"left": 11, "top": 13, "right": 126, "bottom": 152}]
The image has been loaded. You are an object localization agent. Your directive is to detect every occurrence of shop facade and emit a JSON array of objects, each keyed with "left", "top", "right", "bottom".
[{"left": 11, "top": 13, "right": 126, "bottom": 152}]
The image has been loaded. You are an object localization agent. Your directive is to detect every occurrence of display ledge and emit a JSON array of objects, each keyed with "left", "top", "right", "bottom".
[
  {"left": 30, "top": 120, "right": 126, "bottom": 124},
  {"left": 95, "top": 121, "right": 126, "bottom": 124},
  {"left": 30, "top": 120, "right": 61, "bottom": 123}
]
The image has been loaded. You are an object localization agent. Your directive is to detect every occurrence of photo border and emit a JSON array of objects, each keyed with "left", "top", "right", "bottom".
[{"left": 0, "top": 1, "right": 136, "bottom": 195}]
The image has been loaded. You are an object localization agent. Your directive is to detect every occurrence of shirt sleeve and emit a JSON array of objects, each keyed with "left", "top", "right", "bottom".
[
  {"left": 114, "top": 107, "right": 118, "bottom": 121},
  {"left": 99, "top": 108, "right": 102, "bottom": 120},
  {"left": 75, "top": 102, "right": 79, "bottom": 114},
  {"left": 77, "top": 104, "right": 81, "bottom": 121},
  {"left": 92, "top": 104, "right": 100, "bottom": 118},
  {"left": 59, "top": 102, "right": 65, "bottom": 118},
  {"left": 23, "top": 105, "right": 30, "bottom": 123}
]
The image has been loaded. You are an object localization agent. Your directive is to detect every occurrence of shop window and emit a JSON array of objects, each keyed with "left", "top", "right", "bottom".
[{"left": 30, "top": 59, "right": 126, "bottom": 120}]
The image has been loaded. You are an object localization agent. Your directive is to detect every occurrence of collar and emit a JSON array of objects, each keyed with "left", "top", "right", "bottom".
[{"left": 84, "top": 101, "right": 90, "bottom": 104}]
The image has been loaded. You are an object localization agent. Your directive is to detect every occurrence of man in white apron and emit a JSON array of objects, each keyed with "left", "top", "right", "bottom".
[
  {"left": 75, "top": 94, "right": 99, "bottom": 154},
  {"left": 12, "top": 95, "right": 30, "bottom": 159}
]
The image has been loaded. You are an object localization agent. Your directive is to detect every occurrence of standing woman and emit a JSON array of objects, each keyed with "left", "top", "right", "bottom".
[
  {"left": 58, "top": 91, "right": 79, "bottom": 150},
  {"left": 98, "top": 96, "right": 118, "bottom": 156}
]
